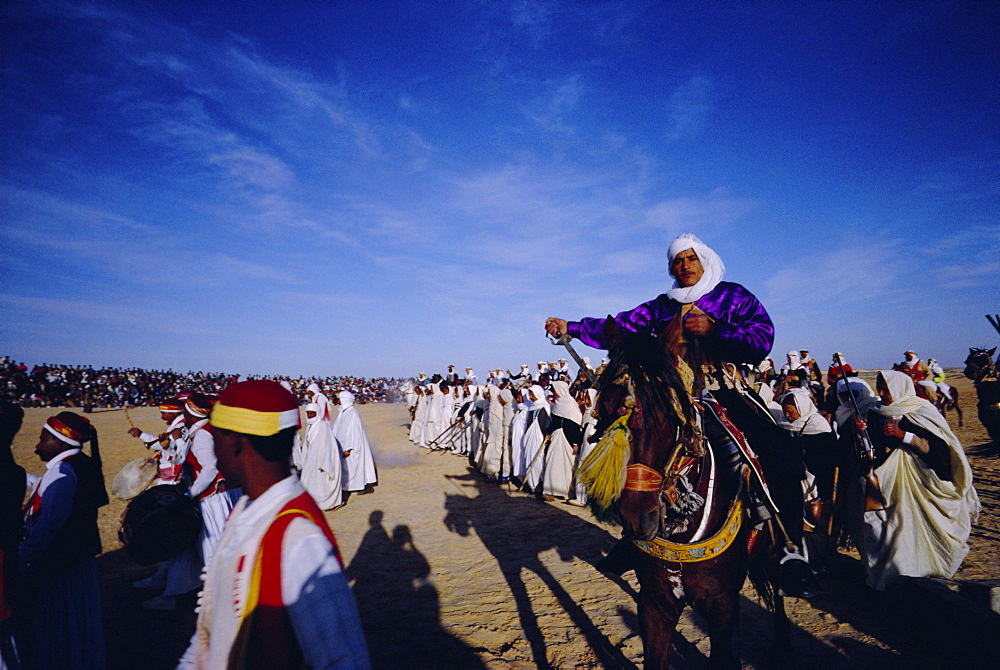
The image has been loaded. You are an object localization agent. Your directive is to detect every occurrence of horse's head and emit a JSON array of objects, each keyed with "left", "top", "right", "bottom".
[
  {"left": 592, "top": 319, "right": 698, "bottom": 541},
  {"left": 965, "top": 347, "right": 997, "bottom": 381}
]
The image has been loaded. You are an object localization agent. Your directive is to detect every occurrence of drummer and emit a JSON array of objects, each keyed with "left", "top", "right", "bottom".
[
  {"left": 179, "top": 380, "right": 368, "bottom": 667},
  {"left": 127, "top": 398, "right": 188, "bottom": 484},
  {"left": 132, "top": 398, "right": 202, "bottom": 610}
]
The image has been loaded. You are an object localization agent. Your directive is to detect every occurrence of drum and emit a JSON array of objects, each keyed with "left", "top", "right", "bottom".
[
  {"left": 119, "top": 484, "right": 203, "bottom": 565},
  {"left": 111, "top": 457, "right": 158, "bottom": 500}
]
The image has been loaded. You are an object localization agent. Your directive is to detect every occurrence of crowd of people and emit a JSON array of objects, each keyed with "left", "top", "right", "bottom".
[
  {"left": 1, "top": 378, "right": 373, "bottom": 669},
  {"left": 404, "top": 364, "right": 600, "bottom": 507},
  {"left": 0, "top": 230, "right": 983, "bottom": 668},
  {"left": 0, "top": 356, "right": 402, "bottom": 408}
]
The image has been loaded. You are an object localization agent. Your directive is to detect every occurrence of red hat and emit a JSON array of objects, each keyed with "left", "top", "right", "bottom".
[
  {"left": 158, "top": 398, "right": 184, "bottom": 412},
  {"left": 211, "top": 380, "right": 300, "bottom": 436},
  {"left": 44, "top": 412, "right": 92, "bottom": 447}
]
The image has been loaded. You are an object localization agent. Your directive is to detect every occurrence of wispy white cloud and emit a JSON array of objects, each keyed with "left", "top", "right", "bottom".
[
  {"left": 508, "top": 0, "right": 556, "bottom": 47},
  {"left": 666, "top": 74, "right": 713, "bottom": 140},
  {"left": 522, "top": 75, "right": 584, "bottom": 135}
]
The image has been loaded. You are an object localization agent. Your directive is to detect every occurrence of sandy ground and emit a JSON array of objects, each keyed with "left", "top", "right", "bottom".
[{"left": 9, "top": 369, "right": 998, "bottom": 668}]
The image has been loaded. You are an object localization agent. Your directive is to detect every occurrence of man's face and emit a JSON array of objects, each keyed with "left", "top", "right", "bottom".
[
  {"left": 781, "top": 399, "right": 800, "bottom": 422},
  {"left": 671, "top": 248, "right": 704, "bottom": 287},
  {"left": 905, "top": 352, "right": 916, "bottom": 362},
  {"left": 211, "top": 426, "right": 242, "bottom": 486},
  {"left": 876, "top": 378, "right": 894, "bottom": 405},
  {"left": 306, "top": 410, "right": 317, "bottom": 420},
  {"left": 161, "top": 410, "right": 181, "bottom": 424},
  {"left": 35, "top": 429, "right": 67, "bottom": 462}
]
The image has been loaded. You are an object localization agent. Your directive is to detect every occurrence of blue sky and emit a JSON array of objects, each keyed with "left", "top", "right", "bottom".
[{"left": 1, "top": 1, "right": 997, "bottom": 377}]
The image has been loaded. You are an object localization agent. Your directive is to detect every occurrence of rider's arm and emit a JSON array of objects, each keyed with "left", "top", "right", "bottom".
[
  {"left": 707, "top": 286, "right": 774, "bottom": 364},
  {"left": 565, "top": 296, "right": 664, "bottom": 350}
]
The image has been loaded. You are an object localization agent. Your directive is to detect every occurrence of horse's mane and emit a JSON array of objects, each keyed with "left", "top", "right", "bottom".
[{"left": 600, "top": 330, "right": 699, "bottom": 449}]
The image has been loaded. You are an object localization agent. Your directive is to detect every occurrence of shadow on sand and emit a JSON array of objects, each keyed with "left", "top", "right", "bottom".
[
  {"left": 443, "top": 468, "right": 639, "bottom": 669},
  {"left": 346, "top": 510, "right": 485, "bottom": 669}
]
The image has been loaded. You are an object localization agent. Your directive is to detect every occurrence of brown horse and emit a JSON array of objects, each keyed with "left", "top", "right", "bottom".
[{"left": 588, "top": 322, "right": 786, "bottom": 668}]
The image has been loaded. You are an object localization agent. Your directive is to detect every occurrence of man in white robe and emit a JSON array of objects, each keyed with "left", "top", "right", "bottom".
[
  {"left": 477, "top": 385, "right": 505, "bottom": 479},
  {"left": 299, "top": 404, "right": 344, "bottom": 510},
  {"left": 408, "top": 385, "right": 428, "bottom": 447},
  {"left": 854, "top": 371, "right": 980, "bottom": 590},
  {"left": 509, "top": 389, "right": 530, "bottom": 483},
  {"left": 422, "top": 383, "right": 448, "bottom": 448},
  {"left": 334, "top": 391, "right": 378, "bottom": 495},
  {"left": 521, "top": 385, "right": 550, "bottom": 493},
  {"left": 542, "top": 381, "right": 582, "bottom": 500}
]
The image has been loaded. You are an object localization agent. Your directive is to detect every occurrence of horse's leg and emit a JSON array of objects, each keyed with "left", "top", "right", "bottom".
[
  {"left": 952, "top": 390, "right": 963, "bottom": 427},
  {"left": 635, "top": 558, "right": 683, "bottom": 670},
  {"left": 771, "top": 592, "right": 791, "bottom": 652},
  {"left": 694, "top": 591, "right": 741, "bottom": 669}
]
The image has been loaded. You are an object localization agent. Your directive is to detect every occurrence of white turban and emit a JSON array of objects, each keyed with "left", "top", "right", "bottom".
[{"left": 666, "top": 233, "right": 726, "bottom": 304}]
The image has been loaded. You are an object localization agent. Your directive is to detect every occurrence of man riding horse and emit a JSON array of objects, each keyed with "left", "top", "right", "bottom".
[{"left": 545, "top": 233, "right": 817, "bottom": 599}]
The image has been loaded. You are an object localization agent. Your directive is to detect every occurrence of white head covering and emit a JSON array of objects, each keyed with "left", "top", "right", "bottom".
[
  {"left": 835, "top": 377, "right": 880, "bottom": 427},
  {"left": 337, "top": 390, "right": 355, "bottom": 409},
  {"left": 785, "top": 351, "right": 801, "bottom": 370},
  {"left": 777, "top": 389, "right": 831, "bottom": 435},
  {"left": 526, "top": 384, "right": 549, "bottom": 411},
  {"left": 305, "top": 402, "right": 321, "bottom": 425},
  {"left": 873, "top": 370, "right": 974, "bottom": 494},
  {"left": 550, "top": 380, "right": 583, "bottom": 424},
  {"left": 307, "top": 382, "right": 332, "bottom": 421},
  {"left": 666, "top": 233, "right": 726, "bottom": 303}
]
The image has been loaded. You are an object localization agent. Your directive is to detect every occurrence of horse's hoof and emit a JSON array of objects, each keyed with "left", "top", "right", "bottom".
[{"left": 780, "top": 557, "right": 818, "bottom": 599}]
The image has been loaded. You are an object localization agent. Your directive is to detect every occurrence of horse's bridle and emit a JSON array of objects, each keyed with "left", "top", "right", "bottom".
[{"left": 625, "top": 463, "right": 663, "bottom": 492}]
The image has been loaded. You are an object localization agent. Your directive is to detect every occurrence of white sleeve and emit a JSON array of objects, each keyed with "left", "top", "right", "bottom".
[
  {"left": 283, "top": 520, "right": 369, "bottom": 669},
  {"left": 187, "top": 431, "right": 218, "bottom": 498}
]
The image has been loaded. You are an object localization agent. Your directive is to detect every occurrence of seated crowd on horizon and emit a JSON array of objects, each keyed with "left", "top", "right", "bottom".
[{"left": 0, "top": 355, "right": 403, "bottom": 408}]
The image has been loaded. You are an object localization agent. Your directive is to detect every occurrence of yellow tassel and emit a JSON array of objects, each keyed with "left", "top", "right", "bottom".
[{"left": 577, "top": 409, "right": 632, "bottom": 509}]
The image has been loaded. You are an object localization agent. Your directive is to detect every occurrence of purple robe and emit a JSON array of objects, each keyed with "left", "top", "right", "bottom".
[{"left": 566, "top": 281, "right": 774, "bottom": 364}]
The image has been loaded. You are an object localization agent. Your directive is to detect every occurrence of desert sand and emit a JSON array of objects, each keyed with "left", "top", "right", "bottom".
[{"left": 9, "top": 369, "right": 997, "bottom": 668}]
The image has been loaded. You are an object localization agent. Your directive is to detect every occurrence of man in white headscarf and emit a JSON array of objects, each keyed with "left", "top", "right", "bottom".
[
  {"left": 508, "top": 364, "right": 532, "bottom": 385},
  {"left": 927, "top": 358, "right": 952, "bottom": 398},
  {"left": 777, "top": 390, "right": 835, "bottom": 528},
  {"left": 509, "top": 388, "right": 530, "bottom": 483},
  {"left": 544, "top": 232, "right": 816, "bottom": 598},
  {"left": 852, "top": 371, "right": 979, "bottom": 590},
  {"left": 541, "top": 380, "right": 583, "bottom": 500},
  {"left": 896, "top": 350, "right": 937, "bottom": 401},
  {"left": 408, "top": 384, "right": 428, "bottom": 447},
  {"left": 520, "top": 385, "right": 551, "bottom": 493},
  {"left": 573, "top": 388, "right": 599, "bottom": 506},
  {"left": 306, "top": 383, "right": 332, "bottom": 422},
  {"left": 477, "top": 384, "right": 505, "bottom": 479},
  {"left": 424, "top": 382, "right": 451, "bottom": 448},
  {"left": 333, "top": 391, "right": 378, "bottom": 495},
  {"left": 299, "top": 403, "right": 344, "bottom": 510},
  {"left": 498, "top": 384, "right": 515, "bottom": 480}
]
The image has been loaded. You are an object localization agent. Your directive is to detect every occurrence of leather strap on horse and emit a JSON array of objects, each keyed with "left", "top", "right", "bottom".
[
  {"left": 632, "top": 499, "right": 744, "bottom": 563},
  {"left": 624, "top": 463, "right": 663, "bottom": 492}
]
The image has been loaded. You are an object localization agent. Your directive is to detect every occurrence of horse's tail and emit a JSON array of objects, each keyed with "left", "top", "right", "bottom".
[{"left": 747, "top": 524, "right": 780, "bottom": 612}]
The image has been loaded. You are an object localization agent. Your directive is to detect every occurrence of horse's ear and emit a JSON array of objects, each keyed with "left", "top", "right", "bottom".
[
  {"left": 990, "top": 347, "right": 997, "bottom": 356},
  {"left": 603, "top": 316, "right": 620, "bottom": 346}
]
